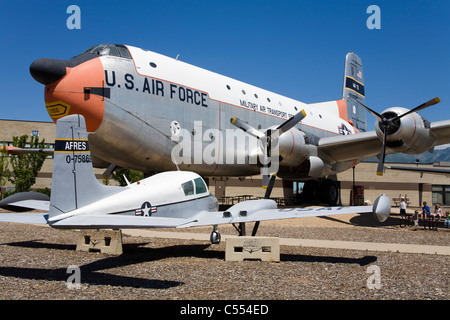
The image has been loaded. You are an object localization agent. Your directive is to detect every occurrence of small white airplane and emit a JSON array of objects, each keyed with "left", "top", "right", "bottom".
[
  {"left": 0, "top": 115, "right": 390, "bottom": 243},
  {"left": 24, "top": 44, "right": 450, "bottom": 206}
]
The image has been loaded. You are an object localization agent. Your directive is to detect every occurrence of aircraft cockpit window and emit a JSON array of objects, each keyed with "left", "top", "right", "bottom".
[
  {"left": 80, "top": 44, "right": 131, "bottom": 59},
  {"left": 117, "top": 46, "right": 132, "bottom": 59},
  {"left": 194, "top": 177, "right": 207, "bottom": 194},
  {"left": 181, "top": 180, "right": 194, "bottom": 196},
  {"left": 182, "top": 178, "right": 207, "bottom": 196},
  {"left": 101, "top": 45, "right": 120, "bottom": 57},
  {"left": 82, "top": 45, "right": 107, "bottom": 55}
]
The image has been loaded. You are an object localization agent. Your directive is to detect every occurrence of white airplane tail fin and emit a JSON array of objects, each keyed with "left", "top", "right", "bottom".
[
  {"left": 49, "top": 115, "right": 121, "bottom": 219},
  {"left": 342, "top": 52, "right": 367, "bottom": 132}
]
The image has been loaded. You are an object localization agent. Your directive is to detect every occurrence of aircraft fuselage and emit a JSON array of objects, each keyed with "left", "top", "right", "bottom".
[{"left": 35, "top": 44, "right": 358, "bottom": 179}]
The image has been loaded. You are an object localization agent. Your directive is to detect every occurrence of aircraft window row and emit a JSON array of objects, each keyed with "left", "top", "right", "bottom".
[
  {"left": 181, "top": 177, "right": 208, "bottom": 196},
  {"left": 226, "top": 84, "right": 300, "bottom": 114}
]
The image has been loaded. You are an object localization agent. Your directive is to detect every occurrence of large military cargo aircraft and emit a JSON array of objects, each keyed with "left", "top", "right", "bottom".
[{"left": 26, "top": 44, "right": 449, "bottom": 205}]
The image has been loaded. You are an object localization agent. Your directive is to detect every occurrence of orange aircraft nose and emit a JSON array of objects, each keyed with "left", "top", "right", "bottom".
[{"left": 31, "top": 57, "right": 105, "bottom": 132}]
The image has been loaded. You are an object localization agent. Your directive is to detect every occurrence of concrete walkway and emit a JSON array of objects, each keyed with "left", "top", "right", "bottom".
[{"left": 123, "top": 229, "right": 450, "bottom": 256}]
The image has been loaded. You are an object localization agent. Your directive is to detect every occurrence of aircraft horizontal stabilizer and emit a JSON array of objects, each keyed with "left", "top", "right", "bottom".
[
  {"left": 0, "top": 212, "right": 48, "bottom": 224},
  {"left": 4, "top": 200, "right": 50, "bottom": 211},
  {"left": 0, "top": 191, "right": 50, "bottom": 212}
]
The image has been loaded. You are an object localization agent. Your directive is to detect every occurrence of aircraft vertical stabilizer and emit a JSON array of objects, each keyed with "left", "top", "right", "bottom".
[
  {"left": 343, "top": 52, "right": 367, "bottom": 132},
  {"left": 49, "top": 115, "right": 121, "bottom": 219}
]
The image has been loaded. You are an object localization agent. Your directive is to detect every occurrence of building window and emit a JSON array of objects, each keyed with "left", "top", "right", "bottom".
[{"left": 432, "top": 185, "right": 450, "bottom": 205}]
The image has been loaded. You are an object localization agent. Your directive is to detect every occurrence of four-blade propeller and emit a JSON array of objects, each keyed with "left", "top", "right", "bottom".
[
  {"left": 360, "top": 97, "right": 440, "bottom": 176},
  {"left": 230, "top": 109, "right": 307, "bottom": 189},
  {"left": 231, "top": 96, "right": 441, "bottom": 181}
]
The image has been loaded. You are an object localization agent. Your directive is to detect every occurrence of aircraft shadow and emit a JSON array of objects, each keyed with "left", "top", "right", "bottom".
[
  {"left": 317, "top": 213, "right": 400, "bottom": 227},
  {"left": 1, "top": 239, "right": 377, "bottom": 289},
  {"left": 349, "top": 215, "right": 399, "bottom": 227},
  {"left": 1, "top": 240, "right": 227, "bottom": 289},
  {"left": 0, "top": 265, "right": 183, "bottom": 290},
  {"left": 280, "top": 253, "right": 377, "bottom": 266},
  {"left": 3, "top": 239, "right": 76, "bottom": 251}
]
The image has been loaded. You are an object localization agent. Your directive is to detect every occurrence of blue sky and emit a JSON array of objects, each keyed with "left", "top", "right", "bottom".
[{"left": 0, "top": 0, "right": 449, "bottom": 131}]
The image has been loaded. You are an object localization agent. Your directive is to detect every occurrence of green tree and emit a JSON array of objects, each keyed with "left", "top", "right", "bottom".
[
  {"left": 0, "top": 142, "right": 10, "bottom": 198},
  {"left": 111, "top": 168, "right": 144, "bottom": 186},
  {"left": 9, "top": 135, "right": 48, "bottom": 193}
]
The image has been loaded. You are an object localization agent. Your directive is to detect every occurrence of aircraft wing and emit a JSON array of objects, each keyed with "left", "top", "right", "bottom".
[
  {"left": 318, "top": 120, "right": 450, "bottom": 164},
  {"left": 2, "top": 146, "right": 54, "bottom": 156},
  {"left": 49, "top": 214, "right": 197, "bottom": 229},
  {"left": 182, "top": 195, "right": 390, "bottom": 228},
  {"left": 385, "top": 165, "right": 450, "bottom": 175},
  {"left": 0, "top": 211, "right": 198, "bottom": 228},
  {"left": 317, "top": 131, "right": 381, "bottom": 163},
  {"left": 430, "top": 120, "right": 450, "bottom": 146}
]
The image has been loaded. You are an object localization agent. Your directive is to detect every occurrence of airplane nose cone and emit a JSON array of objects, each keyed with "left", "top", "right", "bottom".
[{"left": 30, "top": 58, "right": 67, "bottom": 85}]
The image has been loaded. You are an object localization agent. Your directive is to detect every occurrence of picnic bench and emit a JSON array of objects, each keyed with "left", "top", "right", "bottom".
[{"left": 400, "top": 212, "right": 448, "bottom": 229}]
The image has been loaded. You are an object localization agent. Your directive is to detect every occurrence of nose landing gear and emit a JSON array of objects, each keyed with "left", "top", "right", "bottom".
[{"left": 210, "top": 225, "right": 221, "bottom": 244}]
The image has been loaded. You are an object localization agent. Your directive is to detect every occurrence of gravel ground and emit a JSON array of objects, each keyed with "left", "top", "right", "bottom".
[{"left": 0, "top": 210, "right": 448, "bottom": 302}]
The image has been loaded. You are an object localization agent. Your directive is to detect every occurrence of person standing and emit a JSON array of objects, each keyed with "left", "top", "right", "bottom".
[
  {"left": 399, "top": 197, "right": 407, "bottom": 227},
  {"left": 412, "top": 210, "right": 420, "bottom": 230},
  {"left": 432, "top": 204, "right": 442, "bottom": 231},
  {"left": 422, "top": 201, "right": 431, "bottom": 230}
]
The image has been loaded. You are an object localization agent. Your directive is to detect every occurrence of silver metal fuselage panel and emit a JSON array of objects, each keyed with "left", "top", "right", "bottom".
[{"left": 90, "top": 48, "right": 352, "bottom": 178}]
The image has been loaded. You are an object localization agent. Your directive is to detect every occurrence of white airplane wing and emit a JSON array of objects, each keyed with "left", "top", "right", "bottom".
[
  {"left": 0, "top": 211, "right": 196, "bottom": 228},
  {"left": 182, "top": 195, "right": 390, "bottom": 228},
  {"left": 49, "top": 214, "right": 197, "bottom": 229}
]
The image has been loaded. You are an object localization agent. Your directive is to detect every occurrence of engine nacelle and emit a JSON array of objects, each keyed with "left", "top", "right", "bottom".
[
  {"left": 375, "top": 107, "right": 436, "bottom": 154},
  {"left": 275, "top": 127, "right": 309, "bottom": 166}
]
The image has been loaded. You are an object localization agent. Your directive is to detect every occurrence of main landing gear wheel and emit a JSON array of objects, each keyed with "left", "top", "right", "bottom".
[
  {"left": 303, "top": 179, "right": 339, "bottom": 206},
  {"left": 303, "top": 180, "right": 320, "bottom": 205},
  {"left": 319, "top": 179, "right": 339, "bottom": 206},
  {"left": 210, "top": 225, "right": 221, "bottom": 244}
]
